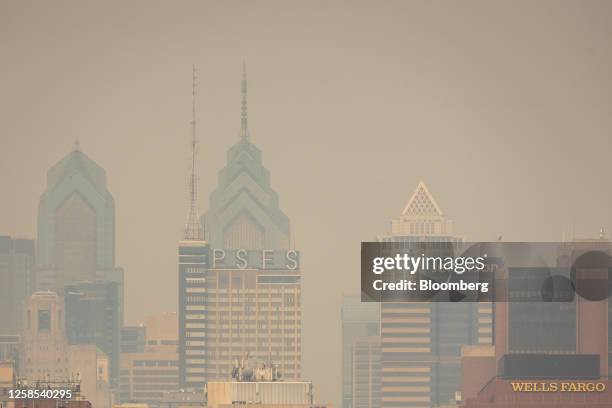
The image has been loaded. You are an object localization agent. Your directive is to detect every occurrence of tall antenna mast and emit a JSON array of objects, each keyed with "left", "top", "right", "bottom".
[
  {"left": 184, "top": 64, "right": 202, "bottom": 240},
  {"left": 240, "top": 61, "right": 249, "bottom": 140}
]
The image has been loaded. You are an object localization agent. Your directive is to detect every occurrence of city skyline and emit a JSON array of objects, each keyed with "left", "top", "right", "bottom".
[{"left": 3, "top": 2, "right": 612, "bottom": 405}]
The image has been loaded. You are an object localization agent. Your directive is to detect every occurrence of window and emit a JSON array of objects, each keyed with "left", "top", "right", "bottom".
[{"left": 38, "top": 309, "right": 51, "bottom": 332}]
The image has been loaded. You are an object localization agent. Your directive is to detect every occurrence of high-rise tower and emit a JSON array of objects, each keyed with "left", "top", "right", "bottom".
[
  {"left": 178, "top": 65, "right": 209, "bottom": 388},
  {"left": 37, "top": 143, "right": 118, "bottom": 287},
  {"left": 199, "top": 64, "right": 300, "bottom": 381},
  {"left": 379, "top": 181, "right": 491, "bottom": 408},
  {"left": 178, "top": 65, "right": 301, "bottom": 387},
  {"left": 0, "top": 236, "right": 36, "bottom": 334},
  {"left": 37, "top": 144, "right": 124, "bottom": 321}
]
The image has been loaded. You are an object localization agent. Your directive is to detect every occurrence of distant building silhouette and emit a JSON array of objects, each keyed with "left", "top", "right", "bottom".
[
  {"left": 36, "top": 143, "right": 123, "bottom": 321},
  {"left": 0, "top": 236, "right": 35, "bottom": 334},
  {"left": 65, "top": 280, "right": 120, "bottom": 386},
  {"left": 341, "top": 295, "right": 379, "bottom": 408}
]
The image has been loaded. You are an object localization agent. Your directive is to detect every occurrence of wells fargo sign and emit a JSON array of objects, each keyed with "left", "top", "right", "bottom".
[{"left": 510, "top": 382, "right": 606, "bottom": 392}]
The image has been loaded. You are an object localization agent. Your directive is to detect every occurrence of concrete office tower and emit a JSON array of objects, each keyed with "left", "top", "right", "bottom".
[
  {"left": 19, "top": 292, "right": 69, "bottom": 381},
  {"left": 120, "top": 313, "right": 179, "bottom": 406},
  {"left": 341, "top": 295, "right": 380, "bottom": 408},
  {"left": 0, "top": 236, "right": 36, "bottom": 334},
  {"left": 178, "top": 66, "right": 209, "bottom": 389},
  {"left": 199, "top": 66, "right": 300, "bottom": 382},
  {"left": 179, "top": 66, "right": 300, "bottom": 387},
  {"left": 36, "top": 143, "right": 124, "bottom": 320},
  {"left": 18, "top": 293, "right": 111, "bottom": 407},
  {"left": 379, "top": 181, "right": 490, "bottom": 408},
  {"left": 178, "top": 67, "right": 300, "bottom": 386},
  {"left": 64, "top": 280, "right": 120, "bottom": 386}
]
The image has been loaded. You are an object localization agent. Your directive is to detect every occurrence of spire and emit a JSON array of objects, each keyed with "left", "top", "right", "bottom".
[
  {"left": 73, "top": 139, "right": 80, "bottom": 151},
  {"left": 184, "top": 64, "right": 203, "bottom": 240},
  {"left": 240, "top": 61, "right": 249, "bottom": 140}
]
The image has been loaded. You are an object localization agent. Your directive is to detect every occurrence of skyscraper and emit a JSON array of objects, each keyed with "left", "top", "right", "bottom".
[
  {"left": 178, "top": 65, "right": 301, "bottom": 387},
  {"left": 379, "top": 181, "right": 491, "bottom": 408},
  {"left": 36, "top": 143, "right": 124, "bottom": 320},
  {"left": 341, "top": 295, "right": 380, "bottom": 408},
  {"left": 178, "top": 65, "right": 209, "bottom": 389},
  {"left": 64, "top": 280, "right": 121, "bottom": 386},
  {"left": 0, "top": 236, "right": 36, "bottom": 334}
]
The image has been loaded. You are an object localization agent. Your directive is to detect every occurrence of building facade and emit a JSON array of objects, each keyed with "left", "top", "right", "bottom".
[
  {"left": 36, "top": 144, "right": 123, "bottom": 321},
  {"left": 341, "top": 295, "right": 379, "bottom": 408},
  {"left": 352, "top": 336, "right": 381, "bottom": 408},
  {"left": 0, "top": 236, "right": 36, "bottom": 334},
  {"left": 120, "top": 312, "right": 179, "bottom": 405},
  {"left": 65, "top": 280, "right": 121, "bottom": 386},
  {"left": 461, "top": 239, "right": 612, "bottom": 408},
  {"left": 121, "top": 326, "right": 146, "bottom": 354},
  {"left": 179, "top": 68, "right": 301, "bottom": 387},
  {"left": 379, "top": 181, "right": 491, "bottom": 408},
  {"left": 19, "top": 292, "right": 69, "bottom": 381}
]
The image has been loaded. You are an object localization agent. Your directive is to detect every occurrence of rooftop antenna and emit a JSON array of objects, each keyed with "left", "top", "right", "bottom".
[
  {"left": 184, "top": 64, "right": 203, "bottom": 240},
  {"left": 240, "top": 61, "right": 249, "bottom": 140}
]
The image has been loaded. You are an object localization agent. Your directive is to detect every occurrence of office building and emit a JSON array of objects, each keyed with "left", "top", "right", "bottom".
[
  {"left": 0, "top": 236, "right": 35, "bottom": 334},
  {"left": 379, "top": 181, "right": 490, "bottom": 408},
  {"left": 121, "top": 326, "right": 146, "bottom": 354},
  {"left": 352, "top": 337, "right": 381, "bottom": 408},
  {"left": 119, "top": 312, "right": 179, "bottom": 406},
  {"left": 36, "top": 143, "right": 124, "bottom": 321},
  {"left": 17, "top": 292, "right": 111, "bottom": 407},
  {"left": 19, "top": 291, "right": 69, "bottom": 381},
  {"left": 341, "top": 296, "right": 379, "bottom": 408},
  {"left": 65, "top": 280, "right": 120, "bottom": 386},
  {"left": 460, "top": 239, "right": 612, "bottom": 407},
  {"left": 179, "top": 67, "right": 301, "bottom": 387}
]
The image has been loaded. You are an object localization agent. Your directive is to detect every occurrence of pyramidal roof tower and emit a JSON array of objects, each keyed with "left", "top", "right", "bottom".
[
  {"left": 202, "top": 64, "right": 290, "bottom": 250},
  {"left": 391, "top": 181, "right": 454, "bottom": 237},
  {"left": 37, "top": 142, "right": 116, "bottom": 281}
]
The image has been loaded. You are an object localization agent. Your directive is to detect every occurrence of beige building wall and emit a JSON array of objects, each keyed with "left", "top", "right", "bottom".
[
  {"left": 120, "top": 312, "right": 179, "bottom": 405},
  {"left": 144, "top": 312, "right": 178, "bottom": 351},
  {"left": 207, "top": 381, "right": 313, "bottom": 408},
  {"left": 68, "top": 344, "right": 111, "bottom": 408},
  {"left": 19, "top": 292, "right": 69, "bottom": 381},
  {"left": 203, "top": 269, "right": 301, "bottom": 381},
  {"left": 0, "top": 361, "right": 16, "bottom": 408}
]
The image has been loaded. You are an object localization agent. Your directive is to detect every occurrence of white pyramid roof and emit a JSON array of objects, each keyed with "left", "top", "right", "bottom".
[{"left": 401, "top": 181, "right": 443, "bottom": 217}]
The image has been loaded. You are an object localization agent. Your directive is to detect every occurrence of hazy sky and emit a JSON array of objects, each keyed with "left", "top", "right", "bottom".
[{"left": 2, "top": 0, "right": 612, "bottom": 404}]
